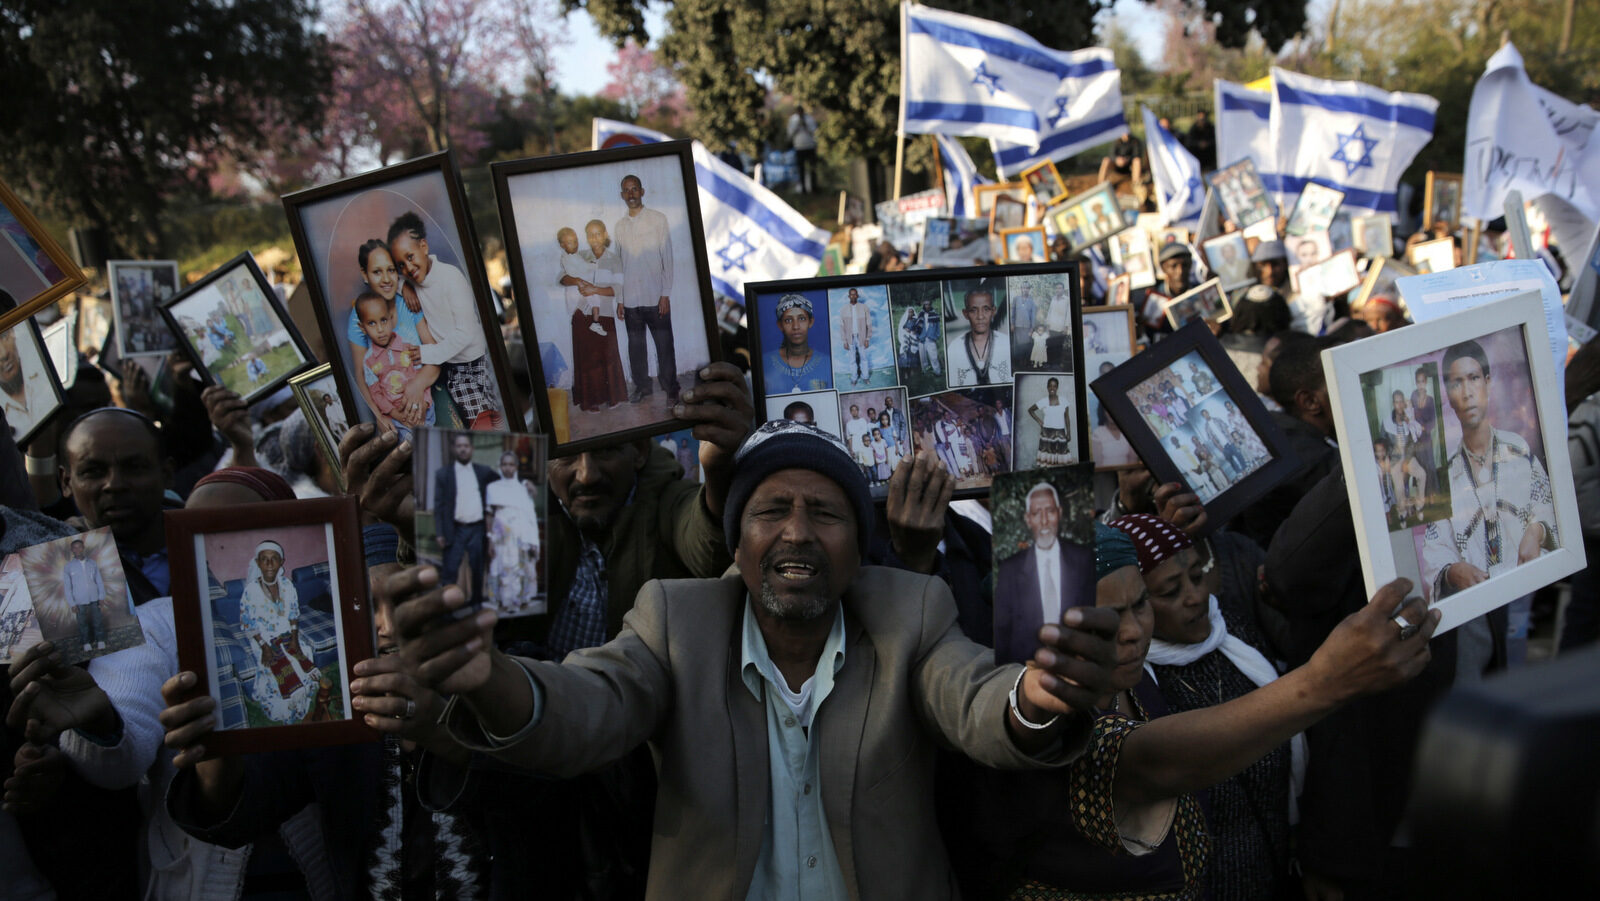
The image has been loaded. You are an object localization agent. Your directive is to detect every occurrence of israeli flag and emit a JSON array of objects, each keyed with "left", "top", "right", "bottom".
[
  {"left": 1141, "top": 105, "right": 1205, "bottom": 226},
  {"left": 1268, "top": 67, "right": 1439, "bottom": 217},
  {"left": 592, "top": 118, "right": 673, "bottom": 150},
  {"left": 988, "top": 49, "right": 1125, "bottom": 177},
  {"left": 1214, "top": 79, "right": 1275, "bottom": 179},
  {"left": 935, "top": 134, "right": 991, "bottom": 218},
  {"left": 903, "top": 3, "right": 1116, "bottom": 149},
  {"left": 691, "top": 143, "right": 828, "bottom": 303}
]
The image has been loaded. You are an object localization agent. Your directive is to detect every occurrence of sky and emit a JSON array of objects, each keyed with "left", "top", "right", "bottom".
[{"left": 549, "top": 1, "right": 1168, "bottom": 99}]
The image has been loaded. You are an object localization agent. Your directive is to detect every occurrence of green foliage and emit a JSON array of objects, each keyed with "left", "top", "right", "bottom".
[
  {"left": 0, "top": 0, "right": 335, "bottom": 256},
  {"left": 990, "top": 465, "right": 1096, "bottom": 565}
]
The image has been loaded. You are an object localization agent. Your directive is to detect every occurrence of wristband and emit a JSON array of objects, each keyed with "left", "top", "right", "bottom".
[
  {"left": 1008, "top": 668, "right": 1059, "bottom": 731},
  {"left": 25, "top": 453, "right": 56, "bottom": 476}
]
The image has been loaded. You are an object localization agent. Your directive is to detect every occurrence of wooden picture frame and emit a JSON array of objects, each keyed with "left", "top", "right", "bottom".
[
  {"left": 975, "top": 182, "right": 1025, "bottom": 219},
  {"left": 166, "top": 496, "right": 376, "bottom": 753},
  {"left": 989, "top": 193, "right": 1028, "bottom": 236},
  {"left": 1, "top": 316, "right": 68, "bottom": 449},
  {"left": 288, "top": 363, "right": 351, "bottom": 491},
  {"left": 282, "top": 150, "right": 524, "bottom": 437},
  {"left": 999, "top": 226, "right": 1049, "bottom": 264},
  {"left": 157, "top": 251, "right": 315, "bottom": 406},
  {"left": 1320, "top": 291, "right": 1584, "bottom": 633},
  {"left": 1092, "top": 319, "right": 1301, "bottom": 536},
  {"left": 493, "top": 140, "right": 721, "bottom": 455},
  {"left": 1423, "top": 171, "right": 1464, "bottom": 233},
  {"left": 0, "top": 178, "right": 87, "bottom": 331},
  {"left": 1019, "top": 159, "right": 1069, "bottom": 208},
  {"left": 746, "top": 262, "right": 1088, "bottom": 500}
]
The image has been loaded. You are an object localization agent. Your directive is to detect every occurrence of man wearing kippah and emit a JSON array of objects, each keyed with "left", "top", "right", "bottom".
[{"left": 387, "top": 421, "right": 1122, "bottom": 899}]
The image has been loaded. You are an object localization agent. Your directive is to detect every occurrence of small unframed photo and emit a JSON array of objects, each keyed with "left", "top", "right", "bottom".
[
  {"left": 18, "top": 528, "right": 143, "bottom": 665},
  {"left": 989, "top": 464, "right": 1095, "bottom": 665}
]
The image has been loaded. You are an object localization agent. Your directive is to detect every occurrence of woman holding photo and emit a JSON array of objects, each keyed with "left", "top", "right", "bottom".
[
  {"left": 563, "top": 219, "right": 629, "bottom": 411},
  {"left": 344, "top": 239, "right": 445, "bottom": 433}
]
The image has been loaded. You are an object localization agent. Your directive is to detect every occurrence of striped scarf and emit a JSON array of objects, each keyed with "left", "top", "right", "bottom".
[{"left": 365, "top": 737, "right": 488, "bottom": 900}]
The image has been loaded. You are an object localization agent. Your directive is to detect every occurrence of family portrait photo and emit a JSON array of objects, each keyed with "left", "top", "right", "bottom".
[
  {"left": 496, "top": 142, "right": 715, "bottom": 451},
  {"left": 1360, "top": 359, "right": 1451, "bottom": 533},
  {"left": 890, "top": 280, "right": 949, "bottom": 398},
  {"left": 989, "top": 465, "right": 1095, "bottom": 665},
  {"left": 0, "top": 554, "right": 44, "bottom": 666},
  {"left": 1209, "top": 158, "right": 1276, "bottom": 228},
  {"left": 1128, "top": 351, "right": 1271, "bottom": 502},
  {"left": 414, "top": 428, "right": 549, "bottom": 618},
  {"left": 0, "top": 178, "right": 84, "bottom": 328},
  {"left": 1048, "top": 183, "right": 1125, "bottom": 253},
  {"left": 108, "top": 260, "right": 180, "bottom": 358},
  {"left": 910, "top": 386, "right": 1014, "bottom": 492},
  {"left": 18, "top": 528, "right": 142, "bottom": 665},
  {"left": 837, "top": 387, "right": 912, "bottom": 495},
  {"left": 830, "top": 284, "right": 897, "bottom": 389},
  {"left": 161, "top": 252, "right": 312, "bottom": 405},
  {"left": 1162, "top": 278, "right": 1230, "bottom": 329},
  {"left": 286, "top": 153, "right": 517, "bottom": 442},
  {"left": 1007, "top": 272, "right": 1076, "bottom": 372},
  {"left": 1290, "top": 232, "right": 1334, "bottom": 269},
  {"left": 1, "top": 318, "right": 65, "bottom": 447},
  {"left": 974, "top": 182, "right": 1023, "bottom": 219}
]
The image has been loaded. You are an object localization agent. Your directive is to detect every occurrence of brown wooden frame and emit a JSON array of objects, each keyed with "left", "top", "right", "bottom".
[{"left": 0, "top": 178, "right": 87, "bottom": 331}]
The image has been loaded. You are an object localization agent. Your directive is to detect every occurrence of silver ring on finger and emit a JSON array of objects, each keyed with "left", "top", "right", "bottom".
[
  {"left": 1394, "top": 616, "right": 1420, "bottom": 642},
  {"left": 398, "top": 698, "right": 416, "bottom": 721}
]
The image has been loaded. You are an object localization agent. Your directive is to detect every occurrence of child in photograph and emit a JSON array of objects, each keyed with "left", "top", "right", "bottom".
[
  {"left": 557, "top": 226, "right": 621, "bottom": 337},
  {"left": 854, "top": 433, "right": 877, "bottom": 485},
  {"left": 872, "top": 428, "right": 891, "bottom": 482},
  {"left": 239, "top": 540, "right": 323, "bottom": 725},
  {"left": 246, "top": 354, "right": 268, "bottom": 385},
  {"left": 355, "top": 290, "right": 436, "bottom": 440},
  {"left": 1029, "top": 325, "right": 1050, "bottom": 369}
]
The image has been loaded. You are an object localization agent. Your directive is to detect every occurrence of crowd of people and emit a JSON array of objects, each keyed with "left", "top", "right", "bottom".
[{"left": 3, "top": 106, "right": 1599, "bottom": 901}]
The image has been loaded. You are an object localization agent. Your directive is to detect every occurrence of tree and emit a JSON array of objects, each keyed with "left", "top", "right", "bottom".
[
  {"left": 0, "top": 0, "right": 335, "bottom": 255},
  {"left": 602, "top": 41, "right": 689, "bottom": 127}
]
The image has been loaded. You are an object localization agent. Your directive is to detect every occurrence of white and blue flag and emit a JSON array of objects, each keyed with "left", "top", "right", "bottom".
[
  {"left": 691, "top": 142, "right": 828, "bottom": 303},
  {"left": 902, "top": 3, "right": 1118, "bottom": 152},
  {"left": 988, "top": 48, "right": 1124, "bottom": 177},
  {"left": 1141, "top": 105, "right": 1205, "bottom": 226},
  {"left": 1268, "top": 67, "right": 1439, "bottom": 217},
  {"left": 591, "top": 118, "right": 673, "bottom": 150},
  {"left": 935, "top": 134, "right": 990, "bottom": 218},
  {"left": 1214, "top": 79, "right": 1275, "bottom": 180}
]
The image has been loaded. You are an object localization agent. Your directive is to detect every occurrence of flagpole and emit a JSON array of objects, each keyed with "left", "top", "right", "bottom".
[{"left": 894, "top": 1, "right": 909, "bottom": 200}]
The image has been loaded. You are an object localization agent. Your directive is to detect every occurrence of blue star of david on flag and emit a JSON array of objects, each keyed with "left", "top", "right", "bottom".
[
  {"left": 1330, "top": 123, "right": 1379, "bottom": 177},
  {"left": 716, "top": 230, "right": 757, "bottom": 272},
  {"left": 1047, "top": 95, "right": 1072, "bottom": 128},
  {"left": 971, "top": 62, "right": 1003, "bottom": 97}
]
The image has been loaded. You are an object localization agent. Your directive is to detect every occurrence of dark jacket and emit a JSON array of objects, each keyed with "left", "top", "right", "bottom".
[
  {"left": 993, "top": 541, "right": 1095, "bottom": 665},
  {"left": 1266, "top": 468, "right": 1505, "bottom": 885},
  {"left": 433, "top": 460, "right": 496, "bottom": 546},
  {"left": 1234, "top": 412, "right": 1340, "bottom": 549}
]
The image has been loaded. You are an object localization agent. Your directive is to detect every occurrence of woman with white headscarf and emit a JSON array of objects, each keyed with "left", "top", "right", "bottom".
[{"left": 239, "top": 539, "right": 318, "bottom": 723}]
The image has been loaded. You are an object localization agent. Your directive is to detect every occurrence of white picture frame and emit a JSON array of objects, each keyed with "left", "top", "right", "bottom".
[{"left": 1321, "top": 291, "right": 1585, "bottom": 634}]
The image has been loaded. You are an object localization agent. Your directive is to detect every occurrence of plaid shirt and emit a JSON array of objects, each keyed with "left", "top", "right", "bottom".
[{"left": 544, "top": 536, "right": 607, "bottom": 659}]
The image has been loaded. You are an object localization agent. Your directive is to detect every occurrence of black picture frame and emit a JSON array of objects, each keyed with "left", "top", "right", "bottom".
[
  {"left": 165, "top": 496, "right": 376, "bottom": 754},
  {"left": 1, "top": 316, "right": 68, "bottom": 450},
  {"left": 492, "top": 140, "right": 721, "bottom": 457},
  {"left": 1091, "top": 319, "right": 1300, "bottom": 536},
  {"left": 157, "top": 251, "right": 316, "bottom": 406},
  {"left": 746, "top": 261, "right": 1088, "bottom": 501},
  {"left": 281, "top": 150, "right": 526, "bottom": 436}
]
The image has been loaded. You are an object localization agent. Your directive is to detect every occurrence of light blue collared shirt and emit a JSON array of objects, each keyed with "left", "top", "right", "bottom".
[{"left": 739, "top": 599, "right": 849, "bottom": 901}]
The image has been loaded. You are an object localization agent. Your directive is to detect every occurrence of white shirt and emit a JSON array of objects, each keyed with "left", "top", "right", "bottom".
[
  {"left": 560, "top": 250, "right": 623, "bottom": 317},
  {"left": 2, "top": 368, "right": 51, "bottom": 440},
  {"left": 1033, "top": 542, "right": 1063, "bottom": 627},
  {"left": 843, "top": 415, "right": 873, "bottom": 449},
  {"left": 614, "top": 207, "right": 673, "bottom": 308},
  {"left": 946, "top": 331, "right": 1011, "bottom": 386},
  {"left": 454, "top": 460, "right": 484, "bottom": 523},
  {"left": 413, "top": 256, "right": 489, "bottom": 366}
]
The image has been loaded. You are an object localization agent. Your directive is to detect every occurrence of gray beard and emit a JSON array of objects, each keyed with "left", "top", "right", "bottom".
[{"left": 757, "top": 579, "right": 832, "bottom": 623}]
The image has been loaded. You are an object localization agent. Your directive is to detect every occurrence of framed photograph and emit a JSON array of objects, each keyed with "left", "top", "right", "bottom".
[
  {"left": 837, "top": 191, "right": 866, "bottom": 227},
  {"left": 747, "top": 263, "right": 1087, "bottom": 499},
  {"left": 989, "top": 464, "right": 1096, "bottom": 664},
  {"left": 1158, "top": 227, "right": 1192, "bottom": 248},
  {"left": 1208, "top": 158, "right": 1276, "bottom": 229},
  {"left": 1162, "top": 278, "right": 1232, "bottom": 329},
  {"left": 1082, "top": 305, "right": 1141, "bottom": 471},
  {"left": 990, "top": 194, "right": 1028, "bottom": 235},
  {"left": 1108, "top": 273, "right": 1133, "bottom": 308},
  {"left": 1292, "top": 249, "right": 1362, "bottom": 301},
  {"left": 413, "top": 428, "right": 548, "bottom": 618},
  {"left": 1241, "top": 217, "right": 1280, "bottom": 243},
  {"left": 1288, "top": 231, "right": 1334, "bottom": 269},
  {"left": 289, "top": 364, "right": 352, "bottom": 490},
  {"left": 1202, "top": 232, "right": 1255, "bottom": 292},
  {"left": 1424, "top": 172, "right": 1464, "bottom": 233},
  {"left": 40, "top": 312, "right": 77, "bottom": 389},
  {"left": 0, "top": 554, "right": 46, "bottom": 666},
  {"left": 1353, "top": 214, "right": 1394, "bottom": 259},
  {"left": 1321, "top": 291, "right": 1584, "bottom": 633},
  {"left": 16, "top": 528, "right": 143, "bottom": 666},
  {"left": 1047, "top": 182, "right": 1128, "bottom": 254},
  {"left": 108, "top": 260, "right": 181, "bottom": 358},
  {"left": 158, "top": 252, "right": 314, "bottom": 405},
  {"left": 283, "top": 150, "right": 521, "bottom": 441},
  {"left": 920, "top": 217, "right": 996, "bottom": 268},
  {"left": 1408, "top": 236, "right": 1457, "bottom": 275},
  {"left": 975, "top": 183, "right": 1025, "bottom": 219},
  {"left": 820, "top": 244, "right": 846, "bottom": 276},
  {"left": 1356, "top": 257, "right": 1418, "bottom": 313},
  {"left": 494, "top": 141, "right": 718, "bottom": 454},
  {"left": 1020, "top": 160, "right": 1068, "bottom": 208},
  {"left": 167, "top": 497, "right": 374, "bottom": 752},
  {"left": 1093, "top": 319, "right": 1300, "bottom": 535},
  {"left": 1, "top": 317, "right": 67, "bottom": 448},
  {"left": 999, "top": 226, "right": 1048, "bottom": 264},
  {"left": 1285, "top": 182, "right": 1345, "bottom": 237},
  {"left": 0, "top": 178, "right": 86, "bottom": 330},
  {"left": 1109, "top": 227, "right": 1156, "bottom": 290}
]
